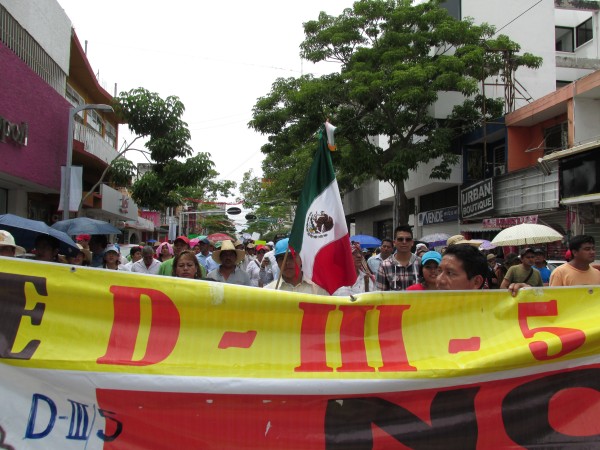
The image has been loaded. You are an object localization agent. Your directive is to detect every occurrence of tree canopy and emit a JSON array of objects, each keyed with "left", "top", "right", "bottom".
[
  {"left": 249, "top": 0, "right": 542, "bottom": 225},
  {"left": 83, "top": 88, "right": 232, "bottom": 213}
]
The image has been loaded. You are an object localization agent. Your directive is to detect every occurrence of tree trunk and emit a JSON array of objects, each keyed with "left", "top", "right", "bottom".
[{"left": 393, "top": 180, "right": 409, "bottom": 228}]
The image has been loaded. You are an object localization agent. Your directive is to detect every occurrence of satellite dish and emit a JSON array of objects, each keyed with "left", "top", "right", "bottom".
[
  {"left": 245, "top": 213, "right": 257, "bottom": 221},
  {"left": 227, "top": 207, "right": 242, "bottom": 215}
]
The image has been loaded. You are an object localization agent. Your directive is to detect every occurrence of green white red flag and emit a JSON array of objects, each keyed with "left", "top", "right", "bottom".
[{"left": 289, "top": 122, "right": 356, "bottom": 294}]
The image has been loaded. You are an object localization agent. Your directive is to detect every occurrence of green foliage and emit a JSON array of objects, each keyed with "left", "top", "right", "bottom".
[
  {"left": 238, "top": 169, "right": 295, "bottom": 237},
  {"left": 250, "top": 0, "right": 542, "bottom": 224},
  {"left": 107, "top": 158, "right": 136, "bottom": 187},
  {"left": 106, "top": 88, "right": 222, "bottom": 212}
]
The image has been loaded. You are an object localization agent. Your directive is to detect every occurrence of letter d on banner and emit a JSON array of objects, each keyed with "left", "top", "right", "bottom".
[{"left": 58, "top": 166, "right": 83, "bottom": 212}]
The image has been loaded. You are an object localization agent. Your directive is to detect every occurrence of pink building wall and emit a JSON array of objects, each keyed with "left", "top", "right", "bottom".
[{"left": 0, "top": 41, "right": 71, "bottom": 191}]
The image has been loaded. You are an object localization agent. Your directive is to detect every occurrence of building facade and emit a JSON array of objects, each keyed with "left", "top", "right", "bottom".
[
  {"left": 0, "top": 0, "right": 149, "bottom": 242},
  {"left": 343, "top": 0, "right": 600, "bottom": 251}
]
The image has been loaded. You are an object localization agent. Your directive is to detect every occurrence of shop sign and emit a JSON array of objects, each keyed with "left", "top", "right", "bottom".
[
  {"left": 418, "top": 206, "right": 459, "bottom": 226},
  {"left": 483, "top": 215, "right": 538, "bottom": 229},
  {"left": 461, "top": 179, "right": 493, "bottom": 218},
  {"left": 119, "top": 195, "right": 129, "bottom": 213},
  {"left": 0, "top": 114, "right": 28, "bottom": 146}
]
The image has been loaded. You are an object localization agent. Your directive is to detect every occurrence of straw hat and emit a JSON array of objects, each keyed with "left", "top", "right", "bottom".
[
  {"left": 0, "top": 230, "right": 25, "bottom": 255},
  {"left": 212, "top": 239, "right": 245, "bottom": 264}
]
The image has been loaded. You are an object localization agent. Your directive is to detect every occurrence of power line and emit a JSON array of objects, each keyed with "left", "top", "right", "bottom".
[{"left": 494, "top": 0, "right": 544, "bottom": 35}]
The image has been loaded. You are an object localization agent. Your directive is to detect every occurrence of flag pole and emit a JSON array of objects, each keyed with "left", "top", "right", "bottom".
[{"left": 274, "top": 248, "right": 290, "bottom": 290}]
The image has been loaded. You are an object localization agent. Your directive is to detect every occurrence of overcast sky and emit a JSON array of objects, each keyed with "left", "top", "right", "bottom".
[{"left": 56, "top": 0, "right": 351, "bottom": 201}]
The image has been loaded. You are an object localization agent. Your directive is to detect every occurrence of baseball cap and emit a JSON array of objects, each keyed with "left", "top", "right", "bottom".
[
  {"left": 104, "top": 244, "right": 119, "bottom": 254},
  {"left": 274, "top": 238, "right": 289, "bottom": 257},
  {"left": 76, "top": 234, "right": 91, "bottom": 241},
  {"left": 520, "top": 247, "right": 535, "bottom": 256},
  {"left": 174, "top": 235, "right": 190, "bottom": 245},
  {"left": 421, "top": 251, "right": 442, "bottom": 266}
]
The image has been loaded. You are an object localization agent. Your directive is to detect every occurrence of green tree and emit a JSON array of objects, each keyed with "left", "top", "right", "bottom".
[
  {"left": 250, "top": 0, "right": 542, "bottom": 225},
  {"left": 80, "top": 88, "right": 220, "bottom": 213},
  {"left": 239, "top": 169, "right": 295, "bottom": 239}
]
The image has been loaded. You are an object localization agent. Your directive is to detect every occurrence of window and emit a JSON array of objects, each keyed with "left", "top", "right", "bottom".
[
  {"left": 87, "top": 109, "right": 104, "bottom": 134},
  {"left": 104, "top": 122, "right": 116, "bottom": 148},
  {"left": 556, "top": 27, "right": 574, "bottom": 52},
  {"left": 544, "top": 122, "right": 568, "bottom": 154},
  {"left": 66, "top": 84, "right": 85, "bottom": 122},
  {"left": 576, "top": 17, "right": 593, "bottom": 47},
  {"left": 493, "top": 145, "right": 506, "bottom": 176}
]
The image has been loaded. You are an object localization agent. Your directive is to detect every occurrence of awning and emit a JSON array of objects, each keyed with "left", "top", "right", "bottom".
[
  {"left": 540, "top": 139, "right": 600, "bottom": 162},
  {"left": 561, "top": 193, "right": 600, "bottom": 205}
]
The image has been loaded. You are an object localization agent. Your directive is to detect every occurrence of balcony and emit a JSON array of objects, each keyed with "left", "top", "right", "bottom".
[
  {"left": 73, "top": 121, "right": 119, "bottom": 165},
  {"left": 405, "top": 156, "right": 463, "bottom": 199}
]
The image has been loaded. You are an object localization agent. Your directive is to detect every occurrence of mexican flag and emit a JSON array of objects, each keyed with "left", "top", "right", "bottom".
[{"left": 289, "top": 123, "right": 357, "bottom": 294}]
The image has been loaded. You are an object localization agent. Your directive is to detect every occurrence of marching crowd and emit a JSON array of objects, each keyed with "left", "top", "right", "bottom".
[{"left": 1, "top": 224, "right": 599, "bottom": 295}]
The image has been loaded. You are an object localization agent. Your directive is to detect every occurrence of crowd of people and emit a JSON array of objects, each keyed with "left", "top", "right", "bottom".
[{"left": 0, "top": 225, "right": 598, "bottom": 295}]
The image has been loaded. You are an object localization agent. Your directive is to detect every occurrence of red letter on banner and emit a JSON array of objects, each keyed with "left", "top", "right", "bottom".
[
  {"left": 377, "top": 305, "right": 416, "bottom": 372},
  {"left": 295, "top": 302, "right": 336, "bottom": 372},
  {"left": 97, "top": 286, "right": 180, "bottom": 366},
  {"left": 337, "top": 305, "right": 375, "bottom": 372}
]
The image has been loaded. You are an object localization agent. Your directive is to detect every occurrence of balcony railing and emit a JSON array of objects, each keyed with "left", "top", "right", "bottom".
[{"left": 73, "top": 121, "right": 119, "bottom": 165}]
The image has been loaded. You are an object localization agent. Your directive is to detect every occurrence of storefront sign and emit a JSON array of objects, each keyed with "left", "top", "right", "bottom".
[
  {"left": 461, "top": 179, "right": 493, "bottom": 218},
  {"left": 418, "top": 206, "right": 459, "bottom": 226},
  {"left": 0, "top": 114, "right": 28, "bottom": 146},
  {"left": 483, "top": 215, "right": 538, "bottom": 229}
]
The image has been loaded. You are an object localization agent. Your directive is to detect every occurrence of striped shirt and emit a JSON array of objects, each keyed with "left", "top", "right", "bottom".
[{"left": 376, "top": 253, "right": 420, "bottom": 291}]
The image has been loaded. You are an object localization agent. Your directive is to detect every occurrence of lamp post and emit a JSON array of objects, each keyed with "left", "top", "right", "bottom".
[{"left": 63, "top": 103, "right": 114, "bottom": 220}]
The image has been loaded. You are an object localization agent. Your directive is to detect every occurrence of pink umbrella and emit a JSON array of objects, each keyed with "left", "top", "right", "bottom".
[{"left": 207, "top": 233, "right": 234, "bottom": 242}]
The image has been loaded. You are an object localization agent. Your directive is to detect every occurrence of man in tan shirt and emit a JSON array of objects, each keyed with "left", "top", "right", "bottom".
[{"left": 550, "top": 235, "right": 600, "bottom": 286}]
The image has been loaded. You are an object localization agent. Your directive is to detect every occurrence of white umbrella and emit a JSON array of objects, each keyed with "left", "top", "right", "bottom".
[{"left": 491, "top": 223, "right": 563, "bottom": 246}]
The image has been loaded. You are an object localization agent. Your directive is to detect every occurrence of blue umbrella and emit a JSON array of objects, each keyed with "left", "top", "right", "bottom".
[
  {"left": 350, "top": 234, "right": 382, "bottom": 249},
  {"left": 0, "top": 214, "right": 79, "bottom": 256},
  {"left": 51, "top": 217, "right": 122, "bottom": 236},
  {"left": 147, "top": 239, "right": 157, "bottom": 243}
]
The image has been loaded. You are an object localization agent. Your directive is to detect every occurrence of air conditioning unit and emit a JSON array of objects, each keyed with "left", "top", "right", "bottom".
[{"left": 494, "top": 165, "right": 506, "bottom": 176}]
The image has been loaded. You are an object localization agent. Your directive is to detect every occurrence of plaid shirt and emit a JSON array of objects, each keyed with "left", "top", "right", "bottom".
[{"left": 376, "top": 253, "right": 420, "bottom": 291}]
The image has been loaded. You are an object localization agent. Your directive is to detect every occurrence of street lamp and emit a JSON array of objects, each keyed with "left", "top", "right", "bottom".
[{"left": 62, "top": 103, "right": 114, "bottom": 220}]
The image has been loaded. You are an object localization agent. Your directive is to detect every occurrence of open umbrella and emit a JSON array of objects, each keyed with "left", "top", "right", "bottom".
[
  {"left": 0, "top": 213, "right": 79, "bottom": 255},
  {"left": 207, "top": 233, "right": 234, "bottom": 243},
  {"left": 51, "top": 217, "right": 121, "bottom": 236},
  {"left": 419, "top": 233, "right": 451, "bottom": 246},
  {"left": 350, "top": 235, "right": 382, "bottom": 249},
  {"left": 491, "top": 223, "right": 563, "bottom": 247},
  {"left": 479, "top": 239, "right": 496, "bottom": 250}
]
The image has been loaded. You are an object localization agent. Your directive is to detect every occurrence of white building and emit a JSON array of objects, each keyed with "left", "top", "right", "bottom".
[{"left": 343, "top": 0, "right": 600, "bottom": 243}]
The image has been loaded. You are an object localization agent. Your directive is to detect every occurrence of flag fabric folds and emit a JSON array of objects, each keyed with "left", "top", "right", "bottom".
[{"left": 289, "top": 123, "right": 356, "bottom": 294}]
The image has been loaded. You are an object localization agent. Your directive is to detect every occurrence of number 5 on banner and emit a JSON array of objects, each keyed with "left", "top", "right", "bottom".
[{"left": 518, "top": 300, "right": 586, "bottom": 361}]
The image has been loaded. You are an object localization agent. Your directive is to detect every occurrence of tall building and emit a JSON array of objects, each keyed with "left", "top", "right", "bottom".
[
  {"left": 0, "top": 0, "right": 152, "bottom": 242},
  {"left": 343, "top": 0, "right": 600, "bottom": 248}
]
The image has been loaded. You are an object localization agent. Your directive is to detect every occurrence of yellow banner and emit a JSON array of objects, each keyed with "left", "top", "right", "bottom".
[{"left": 1, "top": 257, "right": 599, "bottom": 380}]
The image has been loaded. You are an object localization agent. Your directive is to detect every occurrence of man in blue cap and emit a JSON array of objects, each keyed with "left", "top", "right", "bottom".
[
  {"left": 264, "top": 238, "right": 329, "bottom": 295},
  {"left": 195, "top": 237, "right": 212, "bottom": 271}
]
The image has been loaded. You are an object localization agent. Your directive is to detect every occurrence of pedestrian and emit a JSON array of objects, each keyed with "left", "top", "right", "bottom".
[
  {"left": 64, "top": 244, "right": 86, "bottom": 266},
  {"left": 89, "top": 235, "right": 108, "bottom": 267},
  {"left": 486, "top": 253, "right": 501, "bottom": 289},
  {"left": 102, "top": 244, "right": 122, "bottom": 270},
  {"left": 131, "top": 245, "right": 162, "bottom": 275},
  {"left": 376, "top": 225, "right": 420, "bottom": 291},
  {"left": 206, "top": 240, "right": 252, "bottom": 285},
  {"left": 436, "top": 244, "right": 487, "bottom": 290},
  {"left": 532, "top": 248, "right": 552, "bottom": 285},
  {"left": 33, "top": 234, "right": 60, "bottom": 262},
  {"left": 75, "top": 234, "right": 93, "bottom": 265},
  {"left": 367, "top": 238, "right": 393, "bottom": 275},
  {"left": 156, "top": 242, "right": 174, "bottom": 262},
  {"left": 264, "top": 238, "right": 328, "bottom": 295},
  {"left": 500, "top": 248, "right": 543, "bottom": 289},
  {"left": 334, "top": 242, "right": 374, "bottom": 295},
  {"left": 550, "top": 235, "right": 600, "bottom": 286},
  {"left": 415, "top": 243, "right": 428, "bottom": 258},
  {"left": 121, "top": 246, "right": 143, "bottom": 271},
  {"left": 407, "top": 251, "right": 442, "bottom": 291},
  {"left": 159, "top": 236, "right": 195, "bottom": 276},
  {"left": 195, "top": 238, "right": 212, "bottom": 272},
  {"left": 172, "top": 250, "right": 204, "bottom": 279},
  {"left": 0, "top": 230, "right": 25, "bottom": 257},
  {"left": 246, "top": 245, "right": 273, "bottom": 287}
]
